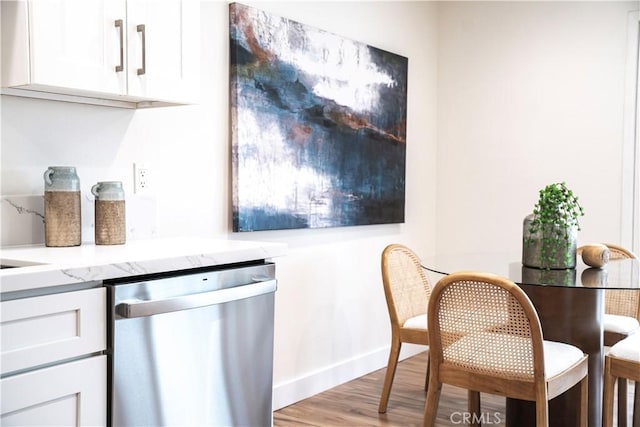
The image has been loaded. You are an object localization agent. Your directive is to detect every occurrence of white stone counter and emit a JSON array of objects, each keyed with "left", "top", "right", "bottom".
[{"left": 0, "top": 237, "right": 288, "bottom": 293}]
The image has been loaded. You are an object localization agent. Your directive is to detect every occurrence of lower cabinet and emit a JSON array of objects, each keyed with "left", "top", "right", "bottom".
[
  {"left": 0, "top": 287, "right": 107, "bottom": 426},
  {"left": 1, "top": 356, "right": 107, "bottom": 426}
]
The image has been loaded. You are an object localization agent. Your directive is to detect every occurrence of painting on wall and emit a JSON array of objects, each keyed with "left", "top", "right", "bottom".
[{"left": 230, "top": 3, "right": 408, "bottom": 232}]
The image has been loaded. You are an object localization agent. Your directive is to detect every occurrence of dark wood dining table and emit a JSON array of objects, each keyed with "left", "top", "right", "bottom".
[{"left": 421, "top": 252, "right": 639, "bottom": 427}]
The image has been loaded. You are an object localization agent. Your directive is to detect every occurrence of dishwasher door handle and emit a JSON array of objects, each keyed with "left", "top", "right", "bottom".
[{"left": 116, "top": 279, "right": 277, "bottom": 318}]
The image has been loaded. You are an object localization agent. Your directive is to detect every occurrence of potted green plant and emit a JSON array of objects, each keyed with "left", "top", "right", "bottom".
[{"left": 522, "top": 182, "right": 585, "bottom": 270}]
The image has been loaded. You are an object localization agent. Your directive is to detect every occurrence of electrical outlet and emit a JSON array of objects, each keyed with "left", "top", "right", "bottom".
[{"left": 134, "top": 163, "right": 150, "bottom": 194}]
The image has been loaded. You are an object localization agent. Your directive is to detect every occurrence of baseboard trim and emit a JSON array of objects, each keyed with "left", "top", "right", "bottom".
[{"left": 272, "top": 344, "right": 425, "bottom": 411}]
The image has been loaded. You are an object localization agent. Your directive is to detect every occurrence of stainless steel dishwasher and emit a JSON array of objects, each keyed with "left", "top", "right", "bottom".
[{"left": 105, "top": 262, "right": 276, "bottom": 427}]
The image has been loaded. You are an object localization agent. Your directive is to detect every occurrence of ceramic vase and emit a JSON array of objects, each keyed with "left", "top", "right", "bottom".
[{"left": 43, "top": 166, "right": 81, "bottom": 247}]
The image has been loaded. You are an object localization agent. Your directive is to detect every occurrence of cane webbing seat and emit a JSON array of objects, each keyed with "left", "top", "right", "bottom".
[
  {"left": 423, "top": 271, "right": 588, "bottom": 427},
  {"left": 378, "top": 244, "right": 431, "bottom": 413},
  {"left": 603, "top": 333, "right": 640, "bottom": 427}
]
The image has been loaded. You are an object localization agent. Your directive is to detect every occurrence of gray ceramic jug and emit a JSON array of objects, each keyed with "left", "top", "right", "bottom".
[{"left": 92, "top": 181, "right": 126, "bottom": 245}]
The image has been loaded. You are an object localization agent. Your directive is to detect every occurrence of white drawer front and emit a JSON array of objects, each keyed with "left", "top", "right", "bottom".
[
  {"left": 1, "top": 287, "right": 106, "bottom": 374},
  {"left": 1, "top": 355, "right": 107, "bottom": 426}
]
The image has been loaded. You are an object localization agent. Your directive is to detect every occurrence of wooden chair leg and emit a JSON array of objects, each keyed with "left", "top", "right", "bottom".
[
  {"left": 535, "top": 396, "right": 549, "bottom": 427},
  {"left": 619, "top": 379, "right": 629, "bottom": 427},
  {"left": 378, "top": 338, "right": 402, "bottom": 413},
  {"left": 603, "top": 358, "right": 615, "bottom": 427},
  {"left": 468, "top": 390, "right": 481, "bottom": 427},
  {"left": 579, "top": 375, "right": 588, "bottom": 427},
  {"left": 423, "top": 376, "right": 442, "bottom": 427},
  {"left": 424, "top": 351, "right": 430, "bottom": 392}
]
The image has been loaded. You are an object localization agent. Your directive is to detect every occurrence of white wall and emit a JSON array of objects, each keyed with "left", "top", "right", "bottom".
[
  {"left": 436, "top": 1, "right": 638, "bottom": 255},
  {"left": 0, "top": 0, "right": 439, "bottom": 409},
  {"left": 219, "top": 1, "right": 440, "bottom": 408},
  {"left": 1, "top": 0, "right": 636, "bottom": 411}
]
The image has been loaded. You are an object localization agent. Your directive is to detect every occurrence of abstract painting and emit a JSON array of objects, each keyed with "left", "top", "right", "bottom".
[{"left": 230, "top": 3, "right": 407, "bottom": 232}]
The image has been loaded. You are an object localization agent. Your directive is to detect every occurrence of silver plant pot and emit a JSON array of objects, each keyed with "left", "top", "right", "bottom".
[
  {"left": 521, "top": 265, "right": 577, "bottom": 286},
  {"left": 522, "top": 213, "right": 577, "bottom": 270}
]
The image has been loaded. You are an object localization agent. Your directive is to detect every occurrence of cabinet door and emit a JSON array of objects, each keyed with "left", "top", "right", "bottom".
[
  {"left": 1, "top": 355, "right": 106, "bottom": 427},
  {"left": 26, "top": 0, "right": 127, "bottom": 95},
  {"left": 126, "top": 0, "right": 199, "bottom": 103},
  {"left": 1, "top": 288, "right": 106, "bottom": 375}
]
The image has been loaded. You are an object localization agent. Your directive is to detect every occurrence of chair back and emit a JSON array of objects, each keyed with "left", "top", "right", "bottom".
[
  {"left": 603, "top": 244, "right": 639, "bottom": 319},
  {"left": 604, "top": 243, "right": 637, "bottom": 260},
  {"left": 428, "top": 272, "right": 545, "bottom": 381},
  {"left": 381, "top": 244, "right": 431, "bottom": 328},
  {"left": 606, "top": 290, "right": 640, "bottom": 320}
]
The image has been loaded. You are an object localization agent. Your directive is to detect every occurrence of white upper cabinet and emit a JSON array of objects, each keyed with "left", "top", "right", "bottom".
[
  {"left": 19, "top": 1, "right": 126, "bottom": 96},
  {"left": 126, "top": 1, "right": 199, "bottom": 103},
  {"left": 1, "top": 0, "right": 200, "bottom": 108}
]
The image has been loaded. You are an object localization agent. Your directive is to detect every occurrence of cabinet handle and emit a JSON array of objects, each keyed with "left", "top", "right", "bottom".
[
  {"left": 115, "top": 279, "right": 277, "bottom": 318},
  {"left": 115, "top": 19, "right": 124, "bottom": 72},
  {"left": 137, "top": 24, "right": 146, "bottom": 75}
]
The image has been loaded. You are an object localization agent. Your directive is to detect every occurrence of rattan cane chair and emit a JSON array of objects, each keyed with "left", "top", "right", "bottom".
[
  {"left": 578, "top": 243, "right": 639, "bottom": 427},
  {"left": 590, "top": 244, "right": 640, "bottom": 345},
  {"left": 423, "top": 271, "right": 589, "bottom": 427},
  {"left": 603, "top": 333, "right": 640, "bottom": 427},
  {"left": 378, "top": 244, "right": 431, "bottom": 413}
]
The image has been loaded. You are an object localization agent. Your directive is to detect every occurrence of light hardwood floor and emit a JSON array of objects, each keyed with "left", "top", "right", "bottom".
[
  {"left": 274, "top": 351, "right": 505, "bottom": 426},
  {"left": 274, "top": 351, "right": 634, "bottom": 426}
]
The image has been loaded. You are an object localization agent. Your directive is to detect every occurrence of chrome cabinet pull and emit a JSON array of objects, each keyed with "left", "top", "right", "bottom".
[
  {"left": 137, "top": 24, "right": 146, "bottom": 75},
  {"left": 115, "top": 19, "right": 124, "bottom": 72}
]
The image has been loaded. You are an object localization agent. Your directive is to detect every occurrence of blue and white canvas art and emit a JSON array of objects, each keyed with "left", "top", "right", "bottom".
[{"left": 230, "top": 3, "right": 407, "bottom": 232}]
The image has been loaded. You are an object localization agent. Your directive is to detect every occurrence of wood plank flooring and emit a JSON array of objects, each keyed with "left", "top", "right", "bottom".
[
  {"left": 274, "top": 351, "right": 634, "bottom": 427},
  {"left": 274, "top": 351, "right": 504, "bottom": 426}
]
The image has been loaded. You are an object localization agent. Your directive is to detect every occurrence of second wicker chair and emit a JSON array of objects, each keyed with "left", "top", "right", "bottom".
[
  {"left": 579, "top": 243, "right": 639, "bottom": 427},
  {"left": 423, "top": 271, "right": 589, "bottom": 427},
  {"left": 603, "top": 333, "right": 640, "bottom": 427},
  {"left": 379, "top": 244, "right": 431, "bottom": 413}
]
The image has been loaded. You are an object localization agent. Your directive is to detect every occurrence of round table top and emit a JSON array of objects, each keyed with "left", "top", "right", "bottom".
[{"left": 421, "top": 252, "right": 639, "bottom": 289}]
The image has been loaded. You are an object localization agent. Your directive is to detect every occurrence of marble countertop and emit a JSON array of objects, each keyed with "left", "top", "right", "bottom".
[{"left": 0, "top": 237, "right": 288, "bottom": 293}]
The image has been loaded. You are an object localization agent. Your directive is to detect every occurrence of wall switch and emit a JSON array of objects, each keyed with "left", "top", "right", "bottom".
[{"left": 134, "top": 163, "right": 150, "bottom": 194}]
